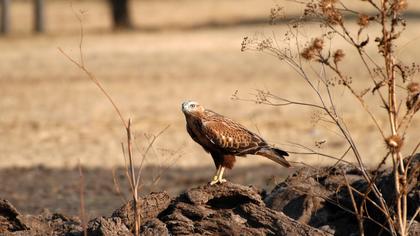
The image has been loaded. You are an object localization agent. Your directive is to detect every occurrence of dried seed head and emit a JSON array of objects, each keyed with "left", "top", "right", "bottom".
[
  {"left": 406, "top": 95, "right": 419, "bottom": 111},
  {"left": 315, "top": 140, "right": 327, "bottom": 148},
  {"left": 333, "top": 49, "right": 345, "bottom": 64},
  {"left": 328, "top": 13, "right": 342, "bottom": 25},
  {"left": 312, "top": 38, "right": 324, "bottom": 51},
  {"left": 301, "top": 38, "right": 325, "bottom": 61},
  {"left": 407, "top": 82, "right": 420, "bottom": 94},
  {"left": 385, "top": 135, "right": 404, "bottom": 152},
  {"left": 393, "top": 0, "right": 408, "bottom": 12},
  {"left": 241, "top": 37, "right": 249, "bottom": 52},
  {"left": 319, "top": 0, "right": 342, "bottom": 25},
  {"left": 358, "top": 14, "right": 369, "bottom": 27},
  {"left": 301, "top": 47, "right": 316, "bottom": 60},
  {"left": 319, "top": 0, "right": 337, "bottom": 10},
  {"left": 270, "top": 6, "right": 284, "bottom": 24},
  {"left": 406, "top": 82, "right": 420, "bottom": 112},
  {"left": 414, "top": 101, "right": 420, "bottom": 113}
]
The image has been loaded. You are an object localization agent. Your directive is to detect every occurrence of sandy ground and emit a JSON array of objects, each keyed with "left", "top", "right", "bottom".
[{"left": 0, "top": 0, "right": 419, "bottom": 171}]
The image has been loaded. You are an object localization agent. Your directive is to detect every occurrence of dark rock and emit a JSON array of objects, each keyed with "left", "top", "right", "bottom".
[
  {"left": 140, "top": 219, "right": 169, "bottom": 236},
  {"left": 86, "top": 192, "right": 171, "bottom": 235},
  {"left": 182, "top": 182, "right": 263, "bottom": 206},
  {"left": 265, "top": 154, "right": 420, "bottom": 236},
  {"left": 0, "top": 200, "right": 28, "bottom": 233},
  {"left": 0, "top": 180, "right": 332, "bottom": 236},
  {"left": 87, "top": 217, "right": 131, "bottom": 236},
  {"left": 264, "top": 167, "right": 333, "bottom": 224},
  {"left": 408, "top": 220, "right": 420, "bottom": 235},
  {"left": 112, "top": 191, "right": 171, "bottom": 231},
  {"left": 22, "top": 211, "right": 82, "bottom": 236},
  {"left": 157, "top": 182, "right": 329, "bottom": 236},
  {"left": 404, "top": 153, "right": 420, "bottom": 221},
  {"left": 236, "top": 202, "right": 327, "bottom": 235},
  {"left": 0, "top": 201, "right": 81, "bottom": 236},
  {"left": 4, "top": 155, "right": 417, "bottom": 236}
]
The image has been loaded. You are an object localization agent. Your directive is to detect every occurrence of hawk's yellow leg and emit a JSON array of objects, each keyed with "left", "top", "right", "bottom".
[
  {"left": 210, "top": 166, "right": 226, "bottom": 185},
  {"left": 210, "top": 166, "right": 221, "bottom": 185},
  {"left": 218, "top": 167, "right": 227, "bottom": 183}
]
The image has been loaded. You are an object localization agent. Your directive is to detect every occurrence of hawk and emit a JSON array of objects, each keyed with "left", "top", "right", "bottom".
[{"left": 182, "top": 101, "right": 290, "bottom": 185}]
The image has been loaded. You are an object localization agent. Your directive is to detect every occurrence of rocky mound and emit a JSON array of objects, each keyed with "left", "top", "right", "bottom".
[
  {"left": 264, "top": 154, "right": 419, "bottom": 235},
  {"left": 1, "top": 183, "right": 326, "bottom": 236},
  {"left": 105, "top": 183, "right": 327, "bottom": 236},
  {"left": 1, "top": 154, "right": 418, "bottom": 235}
]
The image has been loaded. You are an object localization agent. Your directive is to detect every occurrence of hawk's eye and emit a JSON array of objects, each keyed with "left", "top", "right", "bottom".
[{"left": 190, "top": 104, "right": 196, "bottom": 108}]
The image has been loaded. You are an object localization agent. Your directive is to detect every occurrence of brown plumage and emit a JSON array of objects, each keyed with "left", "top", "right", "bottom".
[{"left": 182, "top": 101, "right": 290, "bottom": 185}]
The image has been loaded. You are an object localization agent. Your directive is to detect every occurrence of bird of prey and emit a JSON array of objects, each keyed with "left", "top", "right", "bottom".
[{"left": 181, "top": 101, "right": 290, "bottom": 185}]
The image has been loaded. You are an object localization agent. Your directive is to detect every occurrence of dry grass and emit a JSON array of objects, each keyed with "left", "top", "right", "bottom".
[{"left": 0, "top": 0, "right": 419, "bottom": 169}]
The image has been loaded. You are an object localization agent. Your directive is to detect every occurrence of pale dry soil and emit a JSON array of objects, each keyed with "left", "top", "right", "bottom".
[{"left": 0, "top": 0, "right": 419, "bottom": 171}]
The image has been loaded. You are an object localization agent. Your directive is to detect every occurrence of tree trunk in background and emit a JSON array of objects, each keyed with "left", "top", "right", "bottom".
[
  {"left": 34, "top": 0, "right": 45, "bottom": 33},
  {"left": 1, "top": 0, "right": 10, "bottom": 34},
  {"left": 109, "top": 0, "right": 132, "bottom": 30}
]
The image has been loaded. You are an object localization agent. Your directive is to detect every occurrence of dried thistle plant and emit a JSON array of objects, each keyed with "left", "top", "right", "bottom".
[{"left": 241, "top": 0, "right": 419, "bottom": 235}]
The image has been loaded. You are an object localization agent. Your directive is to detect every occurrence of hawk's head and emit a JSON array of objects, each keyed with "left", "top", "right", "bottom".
[{"left": 182, "top": 101, "right": 205, "bottom": 115}]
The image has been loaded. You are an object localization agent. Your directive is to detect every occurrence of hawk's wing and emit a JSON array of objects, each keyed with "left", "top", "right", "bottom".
[{"left": 201, "top": 111, "right": 266, "bottom": 155}]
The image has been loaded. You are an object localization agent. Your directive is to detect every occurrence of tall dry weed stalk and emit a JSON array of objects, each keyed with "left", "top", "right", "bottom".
[
  {"left": 60, "top": 46, "right": 178, "bottom": 236},
  {"left": 59, "top": 50, "right": 142, "bottom": 236},
  {"left": 241, "top": 0, "right": 418, "bottom": 235},
  {"left": 78, "top": 159, "right": 87, "bottom": 236},
  {"left": 57, "top": 7, "right": 157, "bottom": 235}
]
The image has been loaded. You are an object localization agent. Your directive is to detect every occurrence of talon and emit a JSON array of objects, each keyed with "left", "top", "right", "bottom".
[
  {"left": 210, "top": 166, "right": 221, "bottom": 185},
  {"left": 209, "top": 175, "right": 218, "bottom": 185},
  {"left": 209, "top": 166, "right": 228, "bottom": 185},
  {"left": 209, "top": 179, "right": 219, "bottom": 185},
  {"left": 209, "top": 178, "right": 227, "bottom": 185}
]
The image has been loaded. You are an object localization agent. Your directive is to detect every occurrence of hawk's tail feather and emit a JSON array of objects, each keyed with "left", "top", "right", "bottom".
[
  {"left": 256, "top": 147, "right": 291, "bottom": 168},
  {"left": 272, "top": 147, "right": 289, "bottom": 157}
]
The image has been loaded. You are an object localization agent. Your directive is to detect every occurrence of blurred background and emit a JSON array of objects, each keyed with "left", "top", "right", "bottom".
[{"left": 0, "top": 0, "right": 419, "bottom": 217}]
